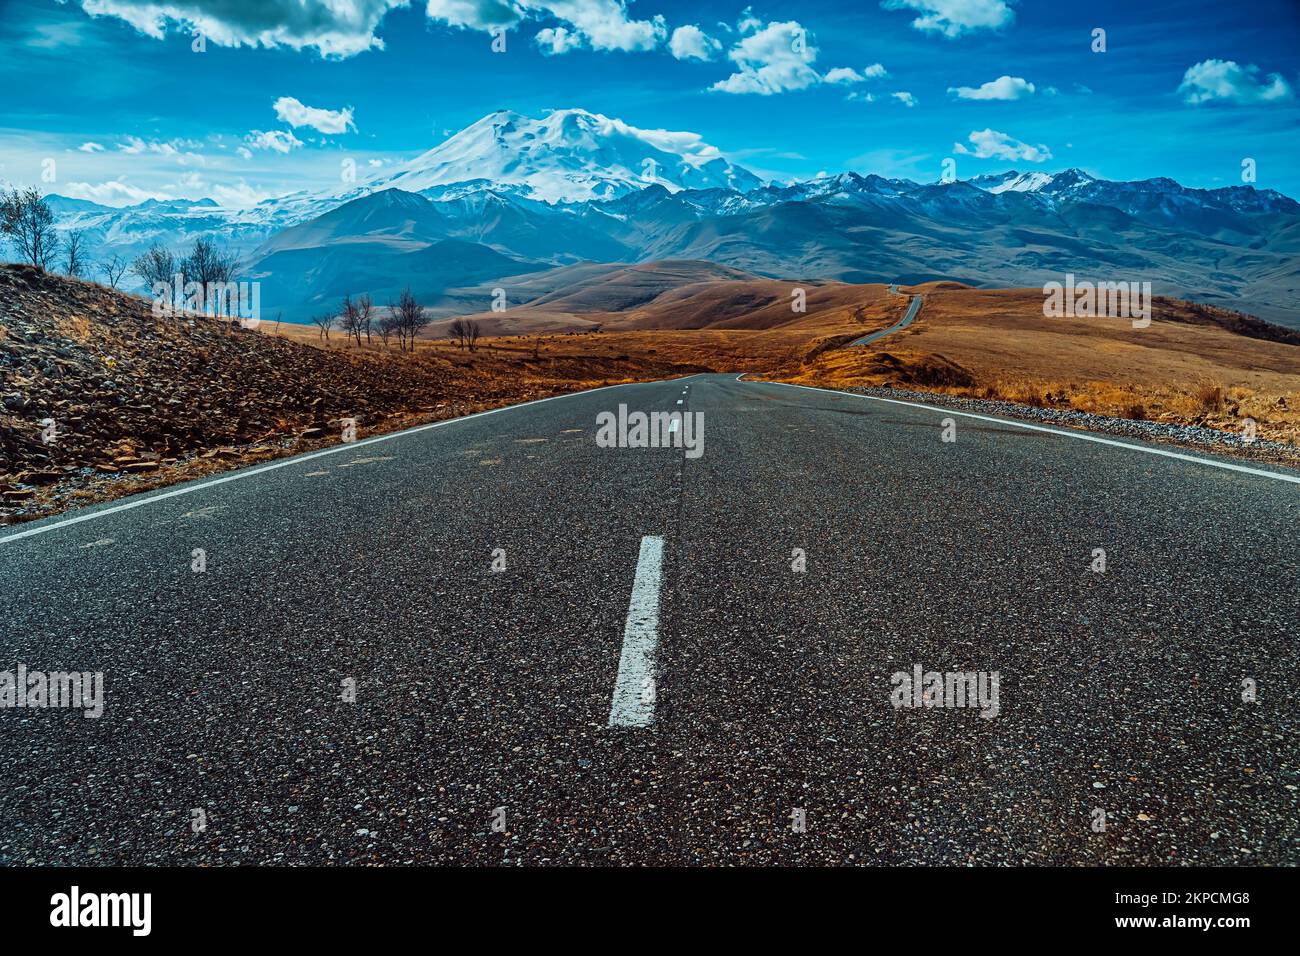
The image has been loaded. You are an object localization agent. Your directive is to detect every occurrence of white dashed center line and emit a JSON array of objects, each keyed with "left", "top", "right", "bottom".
[{"left": 608, "top": 535, "right": 665, "bottom": 728}]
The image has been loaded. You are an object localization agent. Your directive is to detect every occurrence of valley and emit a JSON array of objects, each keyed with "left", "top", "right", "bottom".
[{"left": 46, "top": 109, "right": 1300, "bottom": 329}]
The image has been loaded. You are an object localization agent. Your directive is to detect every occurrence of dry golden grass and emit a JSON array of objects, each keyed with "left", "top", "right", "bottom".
[
  {"left": 263, "top": 287, "right": 907, "bottom": 377},
  {"left": 263, "top": 283, "right": 1300, "bottom": 444},
  {"left": 776, "top": 286, "right": 1300, "bottom": 444}
]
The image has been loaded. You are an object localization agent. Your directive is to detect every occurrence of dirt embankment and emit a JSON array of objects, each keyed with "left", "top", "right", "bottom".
[{"left": 0, "top": 265, "right": 706, "bottom": 523}]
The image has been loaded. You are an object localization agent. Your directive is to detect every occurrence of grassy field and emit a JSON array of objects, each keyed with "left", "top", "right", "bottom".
[{"left": 268, "top": 282, "right": 1300, "bottom": 445}]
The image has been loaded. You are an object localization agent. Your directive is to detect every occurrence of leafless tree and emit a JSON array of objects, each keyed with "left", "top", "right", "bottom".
[
  {"left": 356, "top": 293, "right": 374, "bottom": 344},
  {"left": 0, "top": 186, "right": 59, "bottom": 269},
  {"left": 183, "top": 236, "right": 238, "bottom": 285},
  {"left": 338, "top": 294, "right": 362, "bottom": 346},
  {"left": 392, "top": 286, "right": 428, "bottom": 352},
  {"left": 447, "top": 317, "right": 468, "bottom": 350},
  {"left": 131, "top": 242, "right": 178, "bottom": 288},
  {"left": 63, "top": 230, "right": 87, "bottom": 277},
  {"left": 310, "top": 311, "right": 336, "bottom": 342},
  {"left": 99, "top": 253, "right": 129, "bottom": 289},
  {"left": 466, "top": 318, "right": 481, "bottom": 352},
  {"left": 377, "top": 313, "right": 397, "bottom": 348}
]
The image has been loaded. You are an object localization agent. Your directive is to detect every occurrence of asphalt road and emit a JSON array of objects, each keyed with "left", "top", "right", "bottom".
[
  {"left": 851, "top": 288, "right": 922, "bottom": 346},
  {"left": 1, "top": 373, "right": 1297, "bottom": 865}
]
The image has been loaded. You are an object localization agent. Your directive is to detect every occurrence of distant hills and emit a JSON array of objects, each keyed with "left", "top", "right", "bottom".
[{"left": 39, "top": 108, "right": 1300, "bottom": 328}]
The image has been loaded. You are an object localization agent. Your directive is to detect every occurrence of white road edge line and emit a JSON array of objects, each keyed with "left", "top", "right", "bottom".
[
  {"left": 756, "top": 379, "right": 1300, "bottom": 485},
  {"left": 608, "top": 535, "right": 666, "bottom": 729},
  {"left": 0, "top": 375, "right": 706, "bottom": 546}
]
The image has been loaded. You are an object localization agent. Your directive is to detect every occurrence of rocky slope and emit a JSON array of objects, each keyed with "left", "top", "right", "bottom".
[{"left": 0, "top": 265, "right": 703, "bottom": 522}]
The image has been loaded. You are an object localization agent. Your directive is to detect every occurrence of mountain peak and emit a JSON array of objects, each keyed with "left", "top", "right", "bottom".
[{"left": 366, "top": 108, "right": 763, "bottom": 204}]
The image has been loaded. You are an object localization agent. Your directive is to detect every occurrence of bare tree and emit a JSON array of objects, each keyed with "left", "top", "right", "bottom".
[
  {"left": 447, "top": 317, "right": 468, "bottom": 350},
  {"left": 183, "top": 236, "right": 239, "bottom": 285},
  {"left": 356, "top": 293, "right": 374, "bottom": 345},
  {"left": 466, "top": 318, "right": 481, "bottom": 352},
  {"left": 338, "top": 294, "right": 362, "bottom": 346},
  {"left": 99, "top": 253, "right": 129, "bottom": 289},
  {"left": 310, "top": 311, "right": 336, "bottom": 342},
  {"left": 131, "top": 243, "right": 178, "bottom": 288},
  {"left": 63, "top": 230, "right": 88, "bottom": 277},
  {"left": 0, "top": 186, "right": 59, "bottom": 269},
  {"left": 393, "top": 287, "right": 429, "bottom": 352},
  {"left": 377, "top": 313, "right": 397, "bottom": 348}
]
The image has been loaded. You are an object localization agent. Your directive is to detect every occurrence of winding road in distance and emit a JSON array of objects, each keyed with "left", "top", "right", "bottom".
[
  {"left": 1, "top": 373, "right": 1296, "bottom": 865},
  {"left": 851, "top": 283, "right": 923, "bottom": 346}
]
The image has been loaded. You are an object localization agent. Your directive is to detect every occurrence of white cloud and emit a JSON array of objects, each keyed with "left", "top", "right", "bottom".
[
  {"left": 209, "top": 179, "right": 274, "bottom": 208},
  {"left": 891, "top": 91, "right": 917, "bottom": 107},
  {"left": 273, "top": 96, "right": 356, "bottom": 134},
  {"left": 736, "top": 6, "right": 762, "bottom": 33},
  {"left": 423, "top": 0, "right": 521, "bottom": 30},
  {"left": 77, "top": 0, "right": 407, "bottom": 57},
  {"left": 535, "top": 25, "right": 584, "bottom": 54},
  {"left": 78, "top": 142, "right": 105, "bottom": 152},
  {"left": 846, "top": 91, "right": 876, "bottom": 103},
  {"left": 601, "top": 117, "right": 724, "bottom": 163},
  {"left": 824, "top": 67, "right": 865, "bottom": 85},
  {"left": 61, "top": 178, "right": 171, "bottom": 205},
  {"left": 710, "top": 18, "right": 879, "bottom": 96},
  {"left": 949, "top": 74, "right": 1034, "bottom": 100},
  {"left": 831, "top": 64, "right": 886, "bottom": 84},
  {"left": 426, "top": 0, "right": 665, "bottom": 53},
  {"left": 244, "top": 129, "right": 303, "bottom": 153},
  {"left": 709, "top": 20, "right": 820, "bottom": 94},
  {"left": 712, "top": 20, "right": 811, "bottom": 94},
  {"left": 115, "top": 136, "right": 205, "bottom": 164},
  {"left": 954, "top": 127, "right": 1051, "bottom": 162},
  {"left": 1177, "top": 59, "right": 1294, "bottom": 105},
  {"left": 236, "top": 146, "right": 253, "bottom": 160},
  {"left": 541, "top": 2, "right": 665, "bottom": 52},
  {"left": 669, "top": 24, "right": 721, "bottom": 61},
  {"left": 881, "top": 0, "right": 1014, "bottom": 38}
]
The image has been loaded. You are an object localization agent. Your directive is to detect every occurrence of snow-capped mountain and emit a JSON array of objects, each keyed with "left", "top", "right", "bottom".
[
  {"left": 40, "top": 107, "right": 763, "bottom": 265},
  {"left": 965, "top": 167, "right": 1299, "bottom": 218},
  {"left": 29, "top": 108, "right": 1300, "bottom": 328},
  {"left": 970, "top": 170, "right": 1060, "bottom": 194},
  {"left": 368, "top": 108, "right": 763, "bottom": 203}
]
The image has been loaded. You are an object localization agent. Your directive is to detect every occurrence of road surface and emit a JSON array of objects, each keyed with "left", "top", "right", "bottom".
[
  {"left": 1, "top": 373, "right": 1296, "bottom": 865},
  {"left": 851, "top": 287, "right": 922, "bottom": 346}
]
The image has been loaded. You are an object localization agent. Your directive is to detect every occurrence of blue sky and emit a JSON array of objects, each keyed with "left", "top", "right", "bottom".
[{"left": 2, "top": 0, "right": 1298, "bottom": 206}]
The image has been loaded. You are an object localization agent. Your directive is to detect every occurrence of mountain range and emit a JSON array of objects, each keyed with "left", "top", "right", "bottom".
[{"left": 42, "top": 108, "right": 1300, "bottom": 328}]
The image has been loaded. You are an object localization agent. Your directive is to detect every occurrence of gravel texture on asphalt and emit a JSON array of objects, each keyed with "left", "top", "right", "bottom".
[{"left": 0, "top": 373, "right": 1295, "bottom": 865}]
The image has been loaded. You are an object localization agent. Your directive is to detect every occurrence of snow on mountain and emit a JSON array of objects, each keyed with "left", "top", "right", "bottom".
[
  {"left": 969, "top": 169, "right": 1094, "bottom": 194},
  {"left": 986, "top": 171, "right": 1052, "bottom": 193},
  {"left": 36, "top": 102, "right": 1300, "bottom": 326},
  {"left": 368, "top": 108, "right": 763, "bottom": 203}
]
